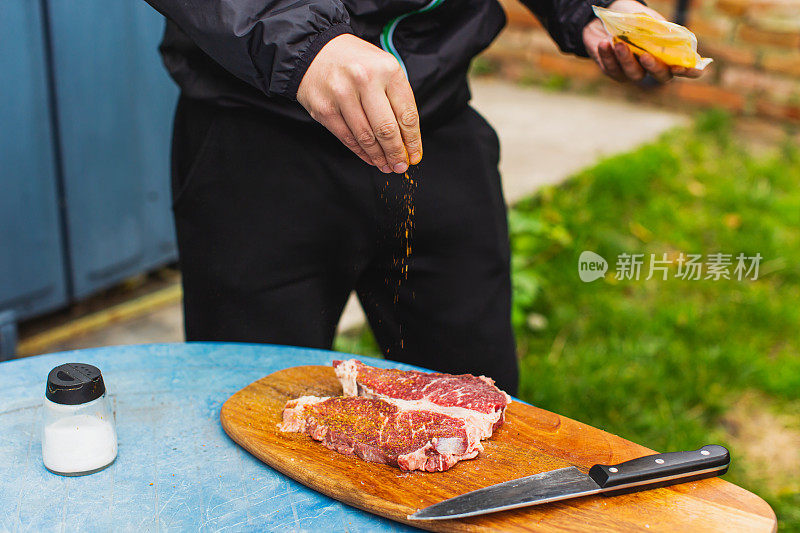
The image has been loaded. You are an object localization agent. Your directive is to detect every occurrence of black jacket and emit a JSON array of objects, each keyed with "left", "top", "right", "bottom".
[{"left": 146, "top": 0, "right": 617, "bottom": 126}]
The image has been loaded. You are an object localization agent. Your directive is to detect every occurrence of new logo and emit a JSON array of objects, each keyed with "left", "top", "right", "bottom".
[{"left": 578, "top": 251, "right": 608, "bottom": 282}]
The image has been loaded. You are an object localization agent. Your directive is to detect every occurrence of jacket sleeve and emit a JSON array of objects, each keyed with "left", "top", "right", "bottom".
[
  {"left": 144, "top": 0, "right": 353, "bottom": 99},
  {"left": 518, "top": 0, "right": 643, "bottom": 57}
]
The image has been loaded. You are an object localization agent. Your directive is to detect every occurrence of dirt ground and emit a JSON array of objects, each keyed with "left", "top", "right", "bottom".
[{"left": 721, "top": 391, "right": 800, "bottom": 494}]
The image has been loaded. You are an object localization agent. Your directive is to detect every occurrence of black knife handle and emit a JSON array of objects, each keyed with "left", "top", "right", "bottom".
[{"left": 588, "top": 445, "right": 730, "bottom": 494}]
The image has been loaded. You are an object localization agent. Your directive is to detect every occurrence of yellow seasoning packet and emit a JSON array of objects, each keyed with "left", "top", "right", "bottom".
[{"left": 592, "top": 6, "right": 713, "bottom": 70}]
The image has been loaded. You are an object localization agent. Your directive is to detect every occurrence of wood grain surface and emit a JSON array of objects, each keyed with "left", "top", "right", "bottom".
[{"left": 220, "top": 365, "right": 776, "bottom": 532}]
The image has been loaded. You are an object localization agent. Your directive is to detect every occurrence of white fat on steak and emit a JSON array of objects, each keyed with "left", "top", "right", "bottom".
[{"left": 334, "top": 359, "right": 511, "bottom": 439}]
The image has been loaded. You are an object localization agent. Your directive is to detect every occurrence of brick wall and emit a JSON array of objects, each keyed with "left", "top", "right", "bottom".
[{"left": 482, "top": 0, "right": 800, "bottom": 122}]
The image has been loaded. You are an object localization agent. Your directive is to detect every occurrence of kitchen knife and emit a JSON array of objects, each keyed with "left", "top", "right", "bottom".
[{"left": 408, "top": 444, "right": 729, "bottom": 520}]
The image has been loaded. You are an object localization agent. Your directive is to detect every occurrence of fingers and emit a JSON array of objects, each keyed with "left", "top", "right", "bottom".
[
  {"left": 639, "top": 53, "right": 673, "bottom": 83},
  {"left": 318, "top": 111, "right": 375, "bottom": 167},
  {"left": 361, "top": 86, "right": 409, "bottom": 174},
  {"left": 671, "top": 65, "right": 704, "bottom": 79},
  {"left": 588, "top": 3, "right": 705, "bottom": 84},
  {"left": 295, "top": 35, "right": 422, "bottom": 172},
  {"left": 604, "top": 42, "right": 679, "bottom": 84},
  {"left": 386, "top": 72, "right": 422, "bottom": 165},
  {"left": 598, "top": 40, "right": 627, "bottom": 82},
  {"left": 613, "top": 42, "right": 646, "bottom": 82},
  {"left": 339, "top": 97, "right": 392, "bottom": 173}
]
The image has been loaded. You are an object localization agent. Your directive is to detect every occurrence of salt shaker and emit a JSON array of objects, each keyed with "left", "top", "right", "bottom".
[{"left": 42, "top": 363, "right": 117, "bottom": 476}]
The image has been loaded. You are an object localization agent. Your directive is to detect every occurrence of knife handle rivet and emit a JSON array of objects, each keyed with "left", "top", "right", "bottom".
[
  {"left": 655, "top": 458, "right": 665, "bottom": 464},
  {"left": 608, "top": 467, "right": 618, "bottom": 473},
  {"left": 700, "top": 450, "right": 710, "bottom": 456}
]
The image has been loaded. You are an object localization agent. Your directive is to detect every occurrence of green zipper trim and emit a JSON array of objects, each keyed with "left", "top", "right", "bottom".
[{"left": 379, "top": 0, "right": 445, "bottom": 78}]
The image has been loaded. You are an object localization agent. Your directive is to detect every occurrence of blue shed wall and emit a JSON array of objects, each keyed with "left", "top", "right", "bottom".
[
  {"left": 0, "top": 0, "right": 67, "bottom": 319},
  {"left": 0, "top": 0, "right": 178, "bottom": 321},
  {"left": 47, "top": 0, "right": 179, "bottom": 299}
]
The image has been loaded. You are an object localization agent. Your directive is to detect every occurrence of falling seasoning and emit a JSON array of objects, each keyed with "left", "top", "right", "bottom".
[
  {"left": 398, "top": 170, "right": 417, "bottom": 285},
  {"left": 398, "top": 169, "right": 417, "bottom": 351},
  {"left": 380, "top": 164, "right": 420, "bottom": 355}
]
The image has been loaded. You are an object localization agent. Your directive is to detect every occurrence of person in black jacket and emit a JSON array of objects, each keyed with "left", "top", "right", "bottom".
[{"left": 146, "top": 0, "right": 702, "bottom": 394}]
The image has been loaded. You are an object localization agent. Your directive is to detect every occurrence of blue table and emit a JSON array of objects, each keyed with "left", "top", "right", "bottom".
[{"left": 0, "top": 343, "right": 421, "bottom": 532}]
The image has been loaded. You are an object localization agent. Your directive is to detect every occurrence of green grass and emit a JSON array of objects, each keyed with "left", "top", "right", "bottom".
[
  {"left": 508, "top": 110, "right": 800, "bottom": 530},
  {"left": 469, "top": 56, "right": 501, "bottom": 77},
  {"left": 335, "top": 110, "right": 800, "bottom": 530}
]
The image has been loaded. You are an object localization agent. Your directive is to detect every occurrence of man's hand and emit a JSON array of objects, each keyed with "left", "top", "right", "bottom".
[
  {"left": 583, "top": 0, "right": 704, "bottom": 83},
  {"left": 297, "top": 34, "right": 421, "bottom": 174}
]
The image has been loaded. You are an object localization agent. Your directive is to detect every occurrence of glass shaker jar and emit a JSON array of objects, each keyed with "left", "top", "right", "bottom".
[{"left": 42, "top": 363, "right": 118, "bottom": 476}]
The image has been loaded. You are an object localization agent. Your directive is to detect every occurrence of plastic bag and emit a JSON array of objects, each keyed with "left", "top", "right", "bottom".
[{"left": 592, "top": 6, "right": 713, "bottom": 70}]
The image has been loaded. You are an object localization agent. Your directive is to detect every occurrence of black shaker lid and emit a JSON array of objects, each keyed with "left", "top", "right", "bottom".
[{"left": 46, "top": 363, "right": 106, "bottom": 405}]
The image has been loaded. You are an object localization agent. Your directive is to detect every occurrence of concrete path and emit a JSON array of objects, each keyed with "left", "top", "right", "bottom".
[
  {"left": 20, "top": 79, "right": 684, "bottom": 354},
  {"left": 474, "top": 79, "right": 685, "bottom": 203}
]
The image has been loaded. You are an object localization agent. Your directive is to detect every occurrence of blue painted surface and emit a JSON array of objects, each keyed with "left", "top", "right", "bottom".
[
  {"left": 0, "top": 343, "right": 421, "bottom": 532},
  {"left": 46, "top": 0, "right": 179, "bottom": 299},
  {"left": 0, "top": 0, "right": 67, "bottom": 320},
  {"left": 0, "top": 311, "right": 19, "bottom": 362}
]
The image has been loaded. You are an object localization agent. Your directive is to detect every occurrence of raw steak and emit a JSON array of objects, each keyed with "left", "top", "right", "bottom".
[
  {"left": 280, "top": 395, "right": 483, "bottom": 472},
  {"left": 333, "top": 359, "right": 511, "bottom": 438}
]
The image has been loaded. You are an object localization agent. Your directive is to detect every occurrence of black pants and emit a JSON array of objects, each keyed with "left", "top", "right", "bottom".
[{"left": 170, "top": 97, "right": 518, "bottom": 394}]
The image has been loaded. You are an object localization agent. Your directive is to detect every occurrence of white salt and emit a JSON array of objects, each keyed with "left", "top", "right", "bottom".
[{"left": 42, "top": 413, "right": 117, "bottom": 474}]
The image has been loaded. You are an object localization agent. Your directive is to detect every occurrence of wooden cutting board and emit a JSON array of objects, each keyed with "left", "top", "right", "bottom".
[{"left": 220, "top": 365, "right": 776, "bottom": 532}]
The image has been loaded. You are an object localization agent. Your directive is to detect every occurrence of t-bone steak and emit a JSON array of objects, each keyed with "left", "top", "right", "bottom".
[
  {"left": 333, "top": 359, "right": 511, "bottom": 438},
  {"left": 280, "top": 395, "right": 483, "bottom": 472}
]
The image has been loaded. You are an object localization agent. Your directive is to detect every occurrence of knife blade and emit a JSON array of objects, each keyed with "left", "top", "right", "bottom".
[{"left": 408, "top": 444, "right": 730, "bottom": 520}]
